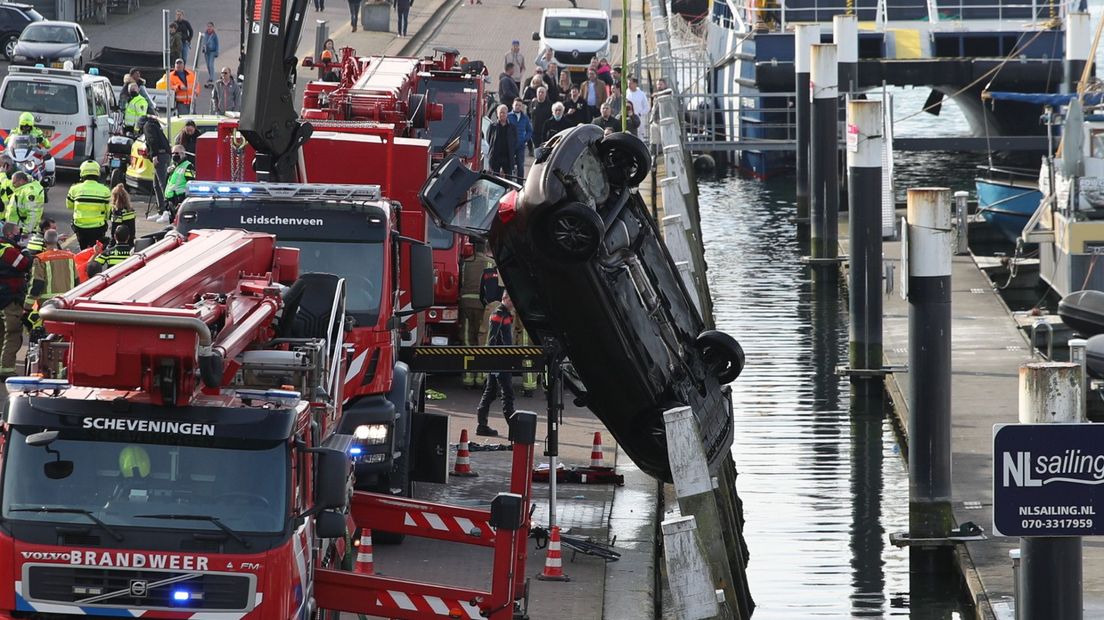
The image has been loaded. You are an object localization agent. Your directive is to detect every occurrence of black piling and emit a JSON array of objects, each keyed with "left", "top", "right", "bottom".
[
  {"left": 794, "top": 24, "right": 817, "bottom": 225},
  {"left": 809, "top": 43, "right": 839, "bottom": 260},
  {"left": 847, "top": 100, "right": 883, "bottom": 396}
]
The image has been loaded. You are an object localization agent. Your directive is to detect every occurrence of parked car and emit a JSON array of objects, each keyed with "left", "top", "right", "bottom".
[
  {"left": 10, "top": 20, "right": 88, "bottom": 69},
  {"left": 419, "top": 125, "right": 744, "bottom": 482},
  {"left": 531, "top": 8, "right": 617, "bottom": 81},
  {"left": 0, "top": 3, "right": 42, "bottom": 61},
  {"left": 0, "top": 66, "right": 116, "bottom": 170}
]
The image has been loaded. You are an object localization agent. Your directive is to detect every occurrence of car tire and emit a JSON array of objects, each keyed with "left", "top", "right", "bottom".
[
  {"left": 598, "top": 132, "right": 650, "bottom": 187},
  {"left": 2, "top": 35, "right": 17, "bottom": 61},
  {"left": 542, "top": 201, "right": 604, "bottom": 262},
  {"left": 696, "top": 330, "right": 745, "bottom": 384}
]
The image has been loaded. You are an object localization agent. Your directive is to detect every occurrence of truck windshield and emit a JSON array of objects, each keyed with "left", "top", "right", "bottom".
[
  {"left": 544, "top": 17, "right": 608, "bottom": 40},
  {"left": 2, "top": 429, "right": 288, "bottom": 535},
  {"left": 422, "top": 78, "right": 477, "bottom": 158},
  {"left": 277, "top": 240, "right": 384, "bottom": 323}
]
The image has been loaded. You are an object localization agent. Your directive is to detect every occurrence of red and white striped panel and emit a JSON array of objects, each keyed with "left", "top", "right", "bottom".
[
  {"left": 401, "top": 511, "right": 492, "bottom": 539},
  {"left": 377, "top": 590, "right": 483, "bottom": 619},
  {"left": 50, "top": 134, "right": 77, "bottom": 160}
]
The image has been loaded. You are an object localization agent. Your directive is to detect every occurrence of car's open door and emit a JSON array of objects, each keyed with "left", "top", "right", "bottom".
[{"left": 418, "top": 155, "right": 521, "bottom": 238}]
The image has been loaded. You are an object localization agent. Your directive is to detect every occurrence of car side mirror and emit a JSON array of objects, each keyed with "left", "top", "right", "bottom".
[
  {"left": 610, "top": 34, "right": 619, "bottom": 44},
  {"left": 314, "top": 448, "right": 350, "bottom": 511},
  {"left": 314, "top": 510, "right": 346, "bottom": 538},
  {"left": 531, "top": 32, "right": 540, "bottom": 41}
]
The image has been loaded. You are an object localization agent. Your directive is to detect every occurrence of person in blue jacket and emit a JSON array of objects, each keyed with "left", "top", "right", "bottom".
[{"left": 507, "top": 99, "right": 533, "bottom": 179}]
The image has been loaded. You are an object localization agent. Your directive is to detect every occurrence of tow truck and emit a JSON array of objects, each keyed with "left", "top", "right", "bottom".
[
  {"left": 1, "top": 228, "right": 357, "bottom": 617},
  {"left": 300, "top": 45, "right": 489, "bottom": 345}
]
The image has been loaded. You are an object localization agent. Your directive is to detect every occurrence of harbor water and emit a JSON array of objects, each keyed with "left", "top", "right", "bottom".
[{"left": 700, "top": 172, "right": 972, "bottom": 618}]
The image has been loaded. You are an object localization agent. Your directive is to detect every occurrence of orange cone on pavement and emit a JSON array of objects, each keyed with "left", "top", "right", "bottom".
[
  {"left": 354, "top": 528, "right": 374, "bottom": 575},
  {"left": 590, "top": 432, "right": 607, "bottom": 469},
  {"left": 453, "top": 429, "right": 479, "bottom": 477},
  {"left": 536, "top": 526, "right": 570, "bottom": 581}
]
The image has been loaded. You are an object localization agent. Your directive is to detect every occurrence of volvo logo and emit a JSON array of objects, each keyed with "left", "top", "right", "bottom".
[{"left": 129, "top": 579, "right": 148, "bottom": 598}]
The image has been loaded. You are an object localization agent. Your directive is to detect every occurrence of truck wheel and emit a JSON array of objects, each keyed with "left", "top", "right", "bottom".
[
  {"left": 696, "top": 330, "right": 745, "bottom": 384},
  {"left": 542, "top": 202, "right": 603, "bottom": 262},
  {"left": 598, "top": 132, "right": 650, "bottom": 187}
]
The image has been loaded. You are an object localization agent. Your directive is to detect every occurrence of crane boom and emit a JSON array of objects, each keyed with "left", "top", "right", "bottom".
[{"left": 239, "top": 0, "right": 314, "bottom": 181}]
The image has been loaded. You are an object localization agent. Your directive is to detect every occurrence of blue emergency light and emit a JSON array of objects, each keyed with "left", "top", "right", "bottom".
[
  {"left": 235, "top": 388, "right": 301, "bottom": 408},
  {"left": 5, "top": 377, "right": 70, "bottom": 394},
  {"left": 172, "top": 590, "right": 190, "bottom": 602}
]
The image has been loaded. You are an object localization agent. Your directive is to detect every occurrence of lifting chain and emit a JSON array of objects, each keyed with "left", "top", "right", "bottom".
[{"left": 229, "top": 131, "right": 246, "bottom": 182}]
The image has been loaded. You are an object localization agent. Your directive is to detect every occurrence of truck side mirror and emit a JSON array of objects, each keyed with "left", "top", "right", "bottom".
[
  {"left": 314, "top": 448, "right": 350, "bottom": 511},
  {"left": 315, "top": 510, "right": 346, "bottom": 538},
  {"left": 532, "top": 32, "right": 540, "bottom": 41},
  {"left": 409, "top": 242, "right": 434, "bottom": 312},
  {"left": 610, "top": 34, "right": 619, "bottom": 44}
]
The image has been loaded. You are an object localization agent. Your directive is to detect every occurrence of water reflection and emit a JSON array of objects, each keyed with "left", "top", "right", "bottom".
[{"left": 698, "top": 173, "right": 969, "bottom": 618}]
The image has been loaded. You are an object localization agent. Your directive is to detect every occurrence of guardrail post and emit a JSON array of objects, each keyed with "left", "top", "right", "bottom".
[
  {"left": 794, "top": 24, "right": 819, "bottom": 226},
  {"left": 664, "top": 406, "right": 739, "bottom": 618},
  {"left": 662, "top": 516, "right": 726, "bottom": 620},
  {"left": 906, "top": 187, "right": 954, "bottom": 572},
  {"left": 1018, "top": 362, "right": 1084, "bottom": 620}
]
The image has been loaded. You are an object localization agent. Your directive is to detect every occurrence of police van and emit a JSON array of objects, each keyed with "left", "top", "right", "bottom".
[{"left": 0, "top": 65, "right": 116, "bottom": 168}]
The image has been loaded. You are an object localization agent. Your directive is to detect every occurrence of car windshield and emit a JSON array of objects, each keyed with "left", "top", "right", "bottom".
[
  {"left": 544, "top": 17, "right": 608, "bottom": 40},
  {"left": 421, "top": 78, "right": 477, "bottom": 157},
  {"left": 276, "top": 240, "right": 385, "bottom": 323},
  {"left": 1, "top": 81, "right": 78, "bottom": 115},
  {"left": 428, "top": 220, "right": 454, "bottom": 250},
  {"left": 2, "top": 428, "right": 288, "bottom": 534},
  {"left": 20, "top": 24, "right": 77, "bottom": 43}
]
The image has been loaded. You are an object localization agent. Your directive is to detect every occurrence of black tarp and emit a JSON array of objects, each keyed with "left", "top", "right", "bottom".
[{"left": 88, "top": 46, "right": 164, "bottom": 85}]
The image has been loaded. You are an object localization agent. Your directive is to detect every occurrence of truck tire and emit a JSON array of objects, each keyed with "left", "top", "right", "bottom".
[{"left": 696, "top": 330, "right": 745, "bottom": 384}]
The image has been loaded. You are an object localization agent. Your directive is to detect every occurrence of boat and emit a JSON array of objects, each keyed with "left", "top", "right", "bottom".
[
  {"left": 703, "top": 0, "right": 1079, "bottom": 178},
  {"left": 1058, "top": 290, "right": 1104, "bottom": 337},
  {"left": 975, "top": 166, "right": 1042, "bottom": 244}
]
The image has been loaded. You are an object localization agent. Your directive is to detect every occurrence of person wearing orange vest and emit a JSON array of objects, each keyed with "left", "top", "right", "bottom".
[
  {"left": 23, "top": 228, "right": 77, "bottom": 342},
  {"left": 168, "top": 58, "right": 198, "bottom": 115}
]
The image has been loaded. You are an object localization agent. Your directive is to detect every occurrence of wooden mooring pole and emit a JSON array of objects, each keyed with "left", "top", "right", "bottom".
[
  {"left": 662, "top": 516, "right": 725, "bottom": 620},
  {"left": 809, "top": 43, "right": 839, "bottom": 260},
  {"left": 1018, "top": 362, "right": 1084, "bottom": 620},
  {"left": 905, "top": 187, "right": 954, "bottom": 573},
  {"left": 793, "top": 24, "right": 818, "bottom": 226},
  {"left": 1065, "top": 11, "right": 1090, "bottom": 95},
  {"left": 846, "top": 99, "right": 883, "bottom": 395}
]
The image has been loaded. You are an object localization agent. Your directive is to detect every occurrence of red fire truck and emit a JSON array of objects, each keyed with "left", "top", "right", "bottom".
[
  {"left": 301, "top": 46, "right": 489, "bottom": 344},
  {"left": 1, "top": 228, "right": 357, "bottom": 617}
]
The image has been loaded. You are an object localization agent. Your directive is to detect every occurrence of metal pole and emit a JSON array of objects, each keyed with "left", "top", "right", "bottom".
[
  {"left": 163, "top": 9, "right": 172, "bottom": 124},
  {"left": 847, "top": 100, "right": 883, "bottom": 393},
  {"left": 636, "top": 33, "right": 642, "bottom": 83},
  {"left": 833, "top": 15, "right": 858, "bottom": 103},
  {"left": 810, "top": 43, "right": 839, "bottom": 260},
  {"left": 794, "top": 24, "right": 818, "bottom": 225},
  {"left": 1064, "top": 12, "right": 1091, "bottom": 95},
  {"left": 1070, "top": 338, "right": 1088, "bottom": 420},
  {"left": 906, "top": 187, "right": 954, "bottom": 573},
  {"left": 545, "top": 358, "right": 562, "bottom": 532},
  {"left": 621, "top": 0, "right": 628, "bottom": 130},
  {"left": 1018, "top": 362, "right": 1084, "bottom": 620},
  {"left": 954, "top": 190, "right": 970, "bottom": 255}
]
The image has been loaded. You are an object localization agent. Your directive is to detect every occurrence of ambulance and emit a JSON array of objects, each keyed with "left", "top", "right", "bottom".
[{"left": 0, "top": 65, "right": 116, "bottom": 167}]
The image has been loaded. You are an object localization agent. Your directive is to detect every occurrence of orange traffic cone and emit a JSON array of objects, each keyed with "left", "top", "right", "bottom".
[
  {"left": 590, "top": 431, "right": 607, "bottom": 469},
  {"left": 453, "top": 429, "right": 479, "bottom": 477},
  {"left": 354, "top": 528, "right": 374, "bottom": 575},
  {"left": 537, "top": 526, "right": 570, "bottom": 581}
]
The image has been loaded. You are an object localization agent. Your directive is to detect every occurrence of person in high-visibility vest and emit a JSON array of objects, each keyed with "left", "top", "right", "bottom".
[
  {"left": 109, "top": 184, "right": 135, "bottom": 239},
  {"left": 6, "top": 112, "right": 51, "bottom": 151},
  {"left": 86, "top": 224, "right": 133, "bottom": 277},
  {"left": 23, "top": 228, "right": 77, "bottom": 341},
  {"left": 163, "top": 145, "right": 194, "bottom": 218},
  {"left": 66, "top": 161, "right": 112, "bottom": 250},
  {"left": 459, "top": 241, "right": 494, "bottom": 387},
  {"left": 0, "top": 156, "right": 15, "bottom": 206},
  {"left": 122, "top": 83, "right": 149, "bottom": 135},
  {"left": 24, "top": 218, "right": 56, "bottom": 256},
  {"left": 6, "top": 171, "right": 44, "bottom": 244}
]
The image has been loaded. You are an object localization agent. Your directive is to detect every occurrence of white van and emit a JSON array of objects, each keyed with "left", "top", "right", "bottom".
[
  {"left": 0, "top": 65, "right": 116, "bottom": 168},
  {"left": 532, "top": 8, "right": 618, "bottom": 81}
]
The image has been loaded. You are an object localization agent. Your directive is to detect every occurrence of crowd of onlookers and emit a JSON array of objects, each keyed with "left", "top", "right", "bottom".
[{"left": 486, "top": 41, "right": 657, "bottom": 179}]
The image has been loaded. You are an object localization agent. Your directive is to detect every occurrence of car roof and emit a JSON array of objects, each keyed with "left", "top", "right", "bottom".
[
  {"left": 2, "top": 3, "right": 38, "bottom": 11},
  {"left": 26, "top": 20, "right": 80, "bottom": 27},
  {"left": 542, "top": 8, "right": 609, "bottom": 18}
]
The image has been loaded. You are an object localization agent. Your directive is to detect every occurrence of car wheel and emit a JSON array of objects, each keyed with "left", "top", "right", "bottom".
[
  {"left": 543, "top": 202, "right": 603, "bottom": 262},
  {"left": 2, "top": 36, "right": 17, "bottom": 61},
  {"left": 696, "top": 330, "right": 745, "bottom": 384},
  {"left": 598, "top": 132, "right": 650, "bottom": 187}
]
